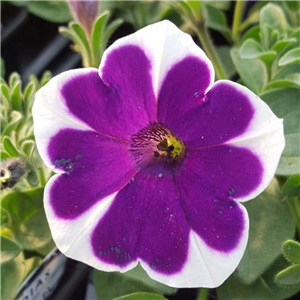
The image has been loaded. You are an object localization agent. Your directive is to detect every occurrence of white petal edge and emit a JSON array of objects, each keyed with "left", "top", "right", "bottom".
[
  {"left": 141, "top": 204, "right": 249, "bottom": 288},
  {"left": 32, "top": 68, "right": 98, "bottom": 172},
  {"left": 218, "top": 80, "right": 285, "bottom": 202},
  {"left": 99, "top": 20, "right": 215, "bottom": 99},
  {"left": 45, "top": 174, "right": 248, "bottom": 288}
]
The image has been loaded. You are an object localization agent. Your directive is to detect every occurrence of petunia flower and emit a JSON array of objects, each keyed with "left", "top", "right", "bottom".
[{"left": 33, "top": 21, "right": 285, "bottom": 288}]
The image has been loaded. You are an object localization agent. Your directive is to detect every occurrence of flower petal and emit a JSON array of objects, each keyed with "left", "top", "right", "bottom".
[
  {"left": 157, "top": 56, "right": 214, "bottom": 129},
  {"left": 184, "top": 145, "right": 263, "bottom": 202},
  {"left": 100, "top": 20, "right": 214, "bottom": 100},
  {"left": 46, "top": 128, "right": 136, "bottom": 219},
  {"left": 91, "top": 164, "right": 190, "bottom": 274},
  {"left": 173, "top": 163, "right": 249, "bottom": 287},
  {"left": 169, "top": 80, "right": 256, "bottom": 146}
]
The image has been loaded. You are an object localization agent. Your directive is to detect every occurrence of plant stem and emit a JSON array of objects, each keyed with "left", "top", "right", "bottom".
[
  {"left": 232, "top": 1, "right": 244, "bottom": 44},
  {"left": 197, "top": 288, "right": 210, "bottom": 300},
  {"left": 288, "top": 198, "right": 300, "bottom": 238},
  {"left": 192, "top": 22, "right": 227, "bottom": 79}
]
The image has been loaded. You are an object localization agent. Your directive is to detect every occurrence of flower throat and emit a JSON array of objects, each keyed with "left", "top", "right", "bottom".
[{"left": 130, "top": 123, "right": 185, "bottom": 166}]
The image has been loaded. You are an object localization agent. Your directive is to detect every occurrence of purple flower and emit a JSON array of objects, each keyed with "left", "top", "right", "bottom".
[
  {"left": 33, "top": 21, "right": 285, "bottom": 288},
  {"left": 69, "top": 1, "right": 99, "bottom": 35}
]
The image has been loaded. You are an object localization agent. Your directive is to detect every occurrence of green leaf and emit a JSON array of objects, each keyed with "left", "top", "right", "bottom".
[
  {"left": 283, "top": 0, "right": 300, "bottom": 12},
  {"left": 2, "top": 111, "right": 23, "bottom": 136},
  {"left": 263, "top": 255, "right": 300, "bottom": 300},
  {"left": 93, "top": 266, "right": 175, "bottom": 300},
  {"left": 203, "top": 1, "right": 231, "bottom": 10},
  {"left": 241, "top": 25, "right": 261, "bottom": 43},
  {"left": 282, "top": 176, "right": 300, "bottom": 197},
  {"left": 3, "top": 136, "right": 21, "bottom": 157},
  {"left": 236, "top": 186, "right": 295, "bottom": 284},
  {"left": 216, "top": 46, "right": 236, "bottom": 79},
  {"left": 217, "top": 275, "right": 276, "bottom": 300},
  {"left": 263, "top": 79, "right": 300, "bottom": 92},
  {"left": 21, "top": 140, "right": 35, "bottom": 158},
  {"left": 11, "top": 81, "right": 23, "bottom": 112},
  {"left": 1, "top": 208, "right": 9, "bottom": 228},
  {"left": 1, "top": 57, "right": 5, "bottom": 77},
  {"left": 231, "top": 47, "right": 267, "bottom": 94},
  {"left": 40, "top": 70, "right": 52, "bottom": 87},
  {"left": 1, "top": 82, "right": 10, "bottom": 103},
  {"left": 113, "top": 292, "right": 167, "bottom": 300},
  {"left": 261, "top": 88, "right": 300, "bottom": 175},
  {"left": 92, "top": 12, "right": 110, "bottom": 66},
  {"left": 23, "top": 82, "right": 35, "bottom": 101},
  {"left": 123, "top": 264, "right": 176, "bottom": 295},
  {"left": 27, "top": 1, "right": 72, "bottom": 23},
  {"left": 278, "top": 47, "right": 300, "bottom": 66},
  {"left": 1, "top": 188, "right": 52, "bottom": 251},
  {"left": 1, "top": 236, "right": 22, "bottom": 264},
  {"left": 272, "top": 38, "right": 297, "bottom": 53},
  {"left": 282, "top": 239, "right": 300, "bottom": 265},
  {"left": 70, "top": 22, "right": 92, "bottom": 67},
  {"left": 1, "top": 252, "right": 25, "bottom": 300},
  {"left": 24, "top": 256, "right": 42, "bottom": 279},
  {"left": 27, "top": 170, "right": 39, "bottom": 187},
  {"left": 103, "top": 18, "right": 124, "bottom": 52},
  {"left": 240, "top": 39, "right": 263, "bottom": 59},
  {"left": 203, "top": 4, "right": 232, "bottom": 42},
  {"left": 9, "top": 72, "right": 21, "bottom": 90},
  {"left": 275, "top": 265, "right": 300, "bottom": 287},
  {"left": 260, "top": 3, "right": 287, "bottom": 34}
]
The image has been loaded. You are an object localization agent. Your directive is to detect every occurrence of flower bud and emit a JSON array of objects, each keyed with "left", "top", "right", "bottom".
[
  {"left": 1, "top": 158, "right": 27, "bottom": 190},
  {"left": 69, "top": 1, "right": 99, "bottom": 35}
]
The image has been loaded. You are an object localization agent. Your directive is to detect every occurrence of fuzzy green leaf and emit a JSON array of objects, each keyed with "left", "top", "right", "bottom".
[
  {"left": 3, "top": 136, "right": 21, "bottom": 157},
  {"left": 92, "top": 12, "right": 110, "bottom": 66},
  {"left": 27, "top": 0, "right": 72, "bottom": 23},
  {"left": 1, "top": 252, "right": 25, "bottom": 300},
  {"left": 240, "top": 39, "right": 263, "bottom": 59},
  {"left": 203, "top": 4, "right": 232, "bottom": 42},
  {"left": 236, "top": 186, "right": 295, "bottom": 284},
  {"left": 283, "top": 240, "right": 300, "bottom": 265},
  {"left": 262, "top": 88, "right": 300, "bottom": 175},
  {"left": 275, "top": 265, "right": 300, "bottom": 287},
  {"left": 217, "top": 275, "right": 276, "bottom": 300},
  {"left": 282, "top": 176, "right": 300, "bottom": 197},
  {"left": 1, "top": 188, "right": 52, "bottom": 252},
  {"left": 94, "top": 265, "right": 176, "bottom": 300},
  {"left": 263, "top": 255, "right": 300, "bottom": 300},
  {"left": 260, "top": 3, "right": 287, "bottom": 33},
  {"left": 231, "top": 47, "right": 267, "bottom": 94},
  {"left": 1, "top": 236, "right": 22, "bottom": 264},
  {"left": 278, "top": 47, "right": 300, "bottom": 66}
]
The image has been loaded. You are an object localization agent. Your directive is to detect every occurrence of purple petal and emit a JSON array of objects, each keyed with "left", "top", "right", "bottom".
[
  {"left": 162, "top": 80, "right": 255, "bottom": 148},
  {"left": 91, "top": 164, "right": 189, "bottom": 274},
  {"left": 62, "top": 60, "right": 155, "bottom": 140},
  {"left": 158, "top": 56, "right": 212, "bottom": 129},
  {"left": 48, "top": 128, "right": 136, "bottom": 219},
  {"left": 175, "top": 145, "right": 262, "bottom": 251}
]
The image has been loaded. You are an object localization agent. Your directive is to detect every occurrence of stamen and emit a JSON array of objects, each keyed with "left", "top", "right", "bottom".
[{"left": 130, "top": 123, "right": 185, "bottom": 166}]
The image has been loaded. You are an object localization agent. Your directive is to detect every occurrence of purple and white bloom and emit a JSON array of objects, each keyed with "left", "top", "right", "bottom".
[{"left": 33, "top": 21, "right": 285, "bottom": 288}]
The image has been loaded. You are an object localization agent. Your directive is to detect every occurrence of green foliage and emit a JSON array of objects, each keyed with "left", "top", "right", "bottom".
[
  {"left": 1, "top": 252, "right": 25, "bottom": 300},
  {"left": 236, "top": 180, "right": 295, "bottom": 284},
  {"left": 282, "top": 176, "right": 300, "bottom": 197},
  {"left": 93, "top": 264, "right": 176, "bottom": 300},
  {"left": 59, "top": 11, "right": 123, "bottom": 67},
  {"left": 262, "top": 89, "right": 300, "bottom": 176},
  {"left": 272, "top": 240, "right": 300, "bottom": 289},
  {"left": 8, "top": 0, "right": 72, "bottom": 23},
  {"left": 113, "top": 292, "right": 167, "bottom": 300},
  {"left": 1, "top": 236, "right": 22, "bottom": 264},
  {"left": 1, "top": 72, "right": 54, "bottom": 299}
]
